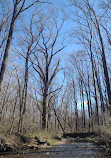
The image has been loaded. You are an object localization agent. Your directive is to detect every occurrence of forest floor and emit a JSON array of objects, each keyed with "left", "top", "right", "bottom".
[
  {"left": 0, "top": 131, "right": 67, "bottom": 153},
  {"left": 0, "top": 130, "right": 111, "bottom": 154}
]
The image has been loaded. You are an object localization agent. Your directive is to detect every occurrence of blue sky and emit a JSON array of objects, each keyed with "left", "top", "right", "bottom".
[
  {"left": 48, "top": 0, "right": 68, "bottom": 7},
  {"left": 0, "top": 0, "right": 100, "bottom": 113}
]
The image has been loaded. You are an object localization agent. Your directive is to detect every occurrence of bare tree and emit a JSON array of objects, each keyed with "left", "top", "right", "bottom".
[
  {"left": 14, "top": 14, "right": 41, "bottom": 133},
  {"left": 31, "top": 15, "right": 65, "bottom": 130}
]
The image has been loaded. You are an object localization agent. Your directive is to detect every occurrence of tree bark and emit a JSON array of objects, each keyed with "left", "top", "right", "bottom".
[{"left": 0, "top": 1, "right": 18, "bottom": 91}]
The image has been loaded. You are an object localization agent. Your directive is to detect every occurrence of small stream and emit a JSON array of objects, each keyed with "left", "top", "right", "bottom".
[{"left": 0, "top": 141, "right": 110, "bottom": 158}]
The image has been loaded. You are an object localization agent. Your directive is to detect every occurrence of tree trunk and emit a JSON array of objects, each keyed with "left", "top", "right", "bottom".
[
  {"left": 87, "top": 0, "right": 111, "bottom": 106},
  {"left": 18, "top": 52, "right": 29, "bottom": 133},
  {"left": 42, "top": 87, "right": 48, "bottom": 130},
  {"left": 0, "top": 1, "right": 18, "bottom": 91}
]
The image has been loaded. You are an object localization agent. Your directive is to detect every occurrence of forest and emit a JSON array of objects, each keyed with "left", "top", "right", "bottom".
[{"left": 0, "top": 0, "right": 111, "bottom": 152}]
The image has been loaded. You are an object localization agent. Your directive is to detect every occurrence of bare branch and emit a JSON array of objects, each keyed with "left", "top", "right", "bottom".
[
  {"left": 49, "top": 60, "right": 60, "bottom": 85},
  {"left": 20, "top": 1, "right": 51, "bottom": 13},
  {"left": 32, "top": 64, "right": 45, "bottom": 82},
  {"left": 48, "top": 85, "right": 63, "bottom": 95},
  {"left": 52, "top": 45, "right": 66, "bottom": 56}
]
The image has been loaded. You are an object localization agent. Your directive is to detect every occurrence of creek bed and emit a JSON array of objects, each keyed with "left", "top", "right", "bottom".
[{"left": 0, "top": 140, "right": 110, "bottom": 158}]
